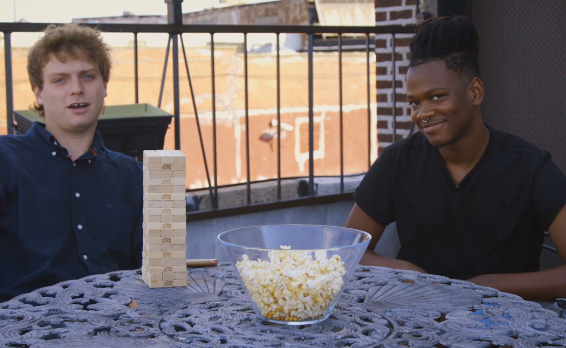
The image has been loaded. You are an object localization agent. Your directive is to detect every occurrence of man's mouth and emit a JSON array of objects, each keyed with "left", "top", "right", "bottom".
[
  {"left": 68, "top": 102, "right": 90, "bottom": 109},
  {"left": 421, "top": 120, "right": 446, "bottom": 133}
]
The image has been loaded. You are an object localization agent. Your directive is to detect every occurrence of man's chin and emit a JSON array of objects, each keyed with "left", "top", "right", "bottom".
[{"left": 424, "top": 134, "right": 450, "bottom": 148}]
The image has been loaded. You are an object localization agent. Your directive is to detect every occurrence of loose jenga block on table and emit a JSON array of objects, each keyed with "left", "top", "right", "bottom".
[{"left": 142, "top": 150, "right": 187, "bottom": 288}]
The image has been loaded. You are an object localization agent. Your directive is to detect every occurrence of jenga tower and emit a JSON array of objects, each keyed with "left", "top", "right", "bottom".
[{"left": 142, "top": 150, "right": 188, "bottom": 288}]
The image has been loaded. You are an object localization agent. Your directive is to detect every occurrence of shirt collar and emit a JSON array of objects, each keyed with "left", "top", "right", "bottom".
[{"left": 27, "top": 121, "right": 107, "bottom": 160}]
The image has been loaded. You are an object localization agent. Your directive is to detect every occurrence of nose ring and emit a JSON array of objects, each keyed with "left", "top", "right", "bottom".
[{"left": 423, "top": 117, "right": 429, "bottom": 123}]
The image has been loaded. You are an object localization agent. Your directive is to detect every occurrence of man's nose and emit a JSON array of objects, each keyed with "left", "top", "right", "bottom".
[
  {"left": 70, "top": 78, "right": 84, "bottom": 95},
  {"left": 417, "top": 102, "right": 435, "bottom": 120}
]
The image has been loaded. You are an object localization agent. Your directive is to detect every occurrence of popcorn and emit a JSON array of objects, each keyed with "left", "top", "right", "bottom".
[{"left": 236, "top": 247, "right": 345, "bottom": 321}]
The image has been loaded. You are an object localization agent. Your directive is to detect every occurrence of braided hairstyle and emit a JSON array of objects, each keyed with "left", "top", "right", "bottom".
[{"left": 409, "top": 16, "right": 480, "bottom": 81}]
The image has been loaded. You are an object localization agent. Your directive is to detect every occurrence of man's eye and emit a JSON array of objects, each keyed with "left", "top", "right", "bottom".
[
  {"left": 408, "top": 101, "right": 419, "bottom": 107},
  {"left": 432, "top": 94, "right": 444, "bottom": 100},
  {"left": 54, "top": 78, "right": 65, "bottom": 83},
  {"left": 83, "top": 74, "right": 93, "bottom": 79}
]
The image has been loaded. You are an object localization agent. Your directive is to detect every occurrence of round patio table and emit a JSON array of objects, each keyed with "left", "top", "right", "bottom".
[{"left": 1, "top": 264, "right": 565, "bottom": 347}]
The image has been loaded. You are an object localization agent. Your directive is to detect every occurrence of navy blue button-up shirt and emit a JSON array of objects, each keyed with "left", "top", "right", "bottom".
[{"left": 0, "top": 122, "right": 143, "bottom": 302}]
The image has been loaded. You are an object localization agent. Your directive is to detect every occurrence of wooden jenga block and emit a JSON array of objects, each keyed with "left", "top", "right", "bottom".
[
  {"left": 175, "top": 272, "right": 188, "bottom": 280},
  {"left": 161, "top": 229, "right": 174, "bottom": 238},
  {"left": 173, "top": 279, "right": 187, "bottom": 287},
  {"left": 174, "top": 244, "right": 186, "bottom": 251},
  {"left": 163, "top": 272, "right": 176, "bottom": 281},
  {"left": 145, "top": 193, "right": 185, "bottom": 201},
  {"left": 174, "top": 215, "right": 186, "bottom": 223},
  {"left": 173, "top": 185, "right": 186, "bottom": 193},
  {"left": 149, "top": 259, "right": 161, "bottom": 267},
  {"left": 143, "top": 150, "right": 161, "bottom": 164},
  {"left": 146, "top": 222, "right": 185, "bottom": 230},
  {"left": 146, "top": 178, "right": 186, "bottom": 186},
  {"left": 155, "top": 150, "right": 174, "bottom": 163},
  {"left": 173, "top": 200, "right": 186, "bottom": 208},
  {"left": 159, "top": 185, "right": 174, "bottom": 193},
  {"left": 174, "top": 229, "right": 186, "bottom": 237},
  {"left": 143, "top": 150, "right": 187, "bottom": 289},
  {"left": 147, "top": 201, "right": 161, "bottom": 208},
  {"left": 147, "top": 244, "right": 162, "bottom": 252},
  {"left": 170, "top": 150, "right": 186, "bottom": 164},
  {"left": 160, "top": 215, "right": 173, "bottom": 223}
]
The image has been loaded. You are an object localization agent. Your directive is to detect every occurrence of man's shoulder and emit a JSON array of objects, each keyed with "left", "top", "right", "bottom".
[
  {"left": 0, "top": 134, "right": 35, "bottom": 159},
  {"left": 488, "top": 125, "right": 549, "bottom": 160}
]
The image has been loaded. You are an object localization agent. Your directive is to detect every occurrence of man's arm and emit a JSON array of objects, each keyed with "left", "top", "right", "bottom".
[
  {"left": 346, "top": 203, "right": 426, "bottom": 272},
  {"left": 468, "top": 204, "right": 566, "bottom": 301}
]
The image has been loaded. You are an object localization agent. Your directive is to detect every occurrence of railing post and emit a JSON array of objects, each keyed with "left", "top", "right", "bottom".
[
  {"left": 133, "top": 32, "right": 139, "bottom": 104},
  {"left": 392, "top": 33, "right": 397, "bottom": 143},
  {"left": 166, "top": 0, "right": 183, "bottom": 150},
  {"left": 4, "top": 32, "right": 14, "bottom": 134},
  {"left": 308, "top": 33, "right": 315, "bottom": 197}
]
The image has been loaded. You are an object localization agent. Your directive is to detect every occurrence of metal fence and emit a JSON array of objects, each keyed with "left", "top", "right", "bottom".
[{"left": 0, "top": 21, "right": 414, "bottom": 218}]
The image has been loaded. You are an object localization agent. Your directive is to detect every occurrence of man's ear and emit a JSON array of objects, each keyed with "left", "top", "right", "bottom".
[
  {"left": 103, "top": 82, "right": 108, "bottom": 98},
  {"left": 33, "top": 86, "right": 43, "bottom": 105},
  {"left": 468, "top": 77, "right": 484, "bottom": 107}
]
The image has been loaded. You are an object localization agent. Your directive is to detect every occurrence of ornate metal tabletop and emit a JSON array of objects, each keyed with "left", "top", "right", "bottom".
[{"left": 1, "top": 264, "right": 565, "bottom": 347}]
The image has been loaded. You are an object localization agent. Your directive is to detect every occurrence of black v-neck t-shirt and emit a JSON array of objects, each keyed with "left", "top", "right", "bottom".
[{"left": 354, "top": 124, "right": 566, "bottom": 280}]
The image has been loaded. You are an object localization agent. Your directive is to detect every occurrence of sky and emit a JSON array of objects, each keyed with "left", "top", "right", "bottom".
[
  {"left": 0, "top": 0, "right": 221, "bottom": 23},
  {"left": 0, "top": 0, "right": 277, "bottom": 47}
]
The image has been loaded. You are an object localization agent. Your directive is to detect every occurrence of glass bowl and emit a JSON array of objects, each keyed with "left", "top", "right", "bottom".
[{"left": 218, "top": 224, "right": 371, "bottom": 325}]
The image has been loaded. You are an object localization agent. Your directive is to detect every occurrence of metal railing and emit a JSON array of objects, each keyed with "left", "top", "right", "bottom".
[{"left": 0, "top": 21, "right": 414, "bottom": 218}]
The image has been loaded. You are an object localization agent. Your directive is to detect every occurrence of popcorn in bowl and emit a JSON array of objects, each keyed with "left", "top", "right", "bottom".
[{"left": 236, "top": 246, "right": 345, "bottom": 321}]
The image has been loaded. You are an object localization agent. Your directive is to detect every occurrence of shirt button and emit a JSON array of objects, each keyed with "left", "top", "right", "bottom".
[
  {"left": 83, "top": 255, "right": 88, "bottom": 260},
  {"left": 88, "top": 159, "right": 91, "bottom": 164},
  {"left": 54, "top": 141, "right": 58, "bottom": 145},
  {"left": 73, "top": 163, "right": 76, "bottom": 167},
  {"left": 78, "top": 224, "right": 83, "bottom": 230},
  {"left": 51, "top": 151, "right": 56, "bottom": 156},
  {"left": 75, "top": 193, "right": 80, "bottom": 198}
]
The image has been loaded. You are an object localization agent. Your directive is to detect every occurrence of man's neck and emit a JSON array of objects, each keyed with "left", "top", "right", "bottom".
[
  {"left": 438, "top": 116, "right": 490, "bottom": 183},
  {"left": 45, "top": 124, "right": 96, "bottom": 161}
]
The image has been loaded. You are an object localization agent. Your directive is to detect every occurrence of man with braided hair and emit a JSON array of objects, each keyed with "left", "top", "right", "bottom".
[
  {"left": 0, "top": 24, "right": 143, "bottom": 301},
  {"left": 347, "top": 16, "right": 566, "bottom": 301}
]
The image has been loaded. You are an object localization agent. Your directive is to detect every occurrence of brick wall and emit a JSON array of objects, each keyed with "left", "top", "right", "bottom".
[{"left": 375, "top": 0, "right": 417, "bottom": 154}]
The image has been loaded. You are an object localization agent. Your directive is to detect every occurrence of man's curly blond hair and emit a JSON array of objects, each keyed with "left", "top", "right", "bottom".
[{"left": 27, "top": 23, "right": 112, "bottom": 116}]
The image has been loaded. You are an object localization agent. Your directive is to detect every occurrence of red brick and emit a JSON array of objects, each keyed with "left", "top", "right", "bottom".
[
  {"left": 406, "top": 52, "right": 412, "bottom": 60},
  {"left": 377, "top": 93, "right": 388, "bottom": 102},
  {"left": 377, "top": 67, "right": 388, "bottom": 75},
  {"left": 378, "top": 133, "right": 393, "bottom": 142},
  {"left": 376, "top": 80, "right": 402, "bottom": 89},
  {"left": 390, "top": 9, "right": 413, "bottom": 20},
  {"left": 374, "top": 39, "right": 387, "bottom": 49},
  {"left": 396, "top": 93, "right": 408, "bottom": 101},
  {"left": 405, "top": 0, "right": 417, "bottom": 5},
  {"left": 395, "top": 38, "right": 412, "bottom": 46},
  {"left": 377, "top": 120, "right": 389, "bottom": 128},
  {"left": 377, "top": 80, "right": 392, "bottom": 89},
  {"left": 397, "top": 121, "right": 413, "bottom": 130},
  {"left": 375, "top": 0, "right": 402, "bottom": 7},
  {"left": 399, "top": 66, "right": 409, "bottom": 74},
  {"left": 377, "top": 52, "right": 403, "bottom": 62},
  {"left": 376, "top": 11, "right": 387, "bottom": 22},
  {"left": 378, "top": 107, "right": 404, "bottom": 115}
]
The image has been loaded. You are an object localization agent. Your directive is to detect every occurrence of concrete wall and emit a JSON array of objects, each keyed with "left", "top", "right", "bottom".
[{"left": 185, "top": 199, "right": 401, "bottom": 262}]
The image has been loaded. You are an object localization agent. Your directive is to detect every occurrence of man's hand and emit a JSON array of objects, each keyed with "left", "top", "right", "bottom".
[
  {"left": 346, "top": 204, "right": 427, "bottom": 273},
  {"left": 468, "top": 204, "right": 566, "bottom": 302},
  {"left": 360, "top": 249, "right": 427, "bottom": 273}
]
